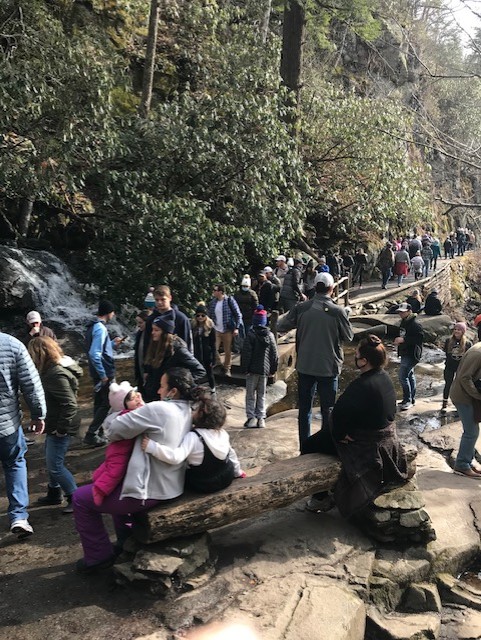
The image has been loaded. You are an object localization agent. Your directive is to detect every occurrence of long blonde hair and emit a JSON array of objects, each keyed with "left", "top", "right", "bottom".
[
  {"left": 145, "top": 331, "right": 175, "bottom": 368},
  {"left": 191, "top": 315, "right": 214, "bottom": 336},
  {"left": 28, "top": 336, "right": 64, "bottom": 374}
]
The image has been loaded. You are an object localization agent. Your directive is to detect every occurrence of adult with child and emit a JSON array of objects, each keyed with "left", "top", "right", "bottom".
[
  {"left": 191, "top": 303, "right": 217, "bottom": 393},
  {"left": 143, "top": 310, "right": 205, "bottom": 402},
  {"left": 142, "top": 391, "right": 245, "bottom": 493},
  {"left": 0, "top": 331, "right": 46, "bottom": 538},
  {"left": 302, "top": 335, "right": 408, "bottom": 515},
  {"left": 240, "top": 305, "right": 278, "bottom": 429},
  {"left": 73, "top": 367, "right": 198, "bottom": 573},
  {"left": 441, "top": 322, "right": 472, "bottom": 415},
  {"left": 28, "top": 337, "right": 82, "bottom": 513}
]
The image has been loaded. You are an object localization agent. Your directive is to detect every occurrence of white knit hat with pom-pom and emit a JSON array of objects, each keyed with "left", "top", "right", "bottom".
[{"left": 109, "top": 381, "right": 135, "bottom": 412}]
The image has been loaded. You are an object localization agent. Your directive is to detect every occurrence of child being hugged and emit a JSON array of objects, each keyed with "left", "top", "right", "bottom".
[
  {"left": 141, "top": 392, "right": 245, "bottom": 493},
  {"left": 92, "top": 382, "right": 144, "bottom": 506}
]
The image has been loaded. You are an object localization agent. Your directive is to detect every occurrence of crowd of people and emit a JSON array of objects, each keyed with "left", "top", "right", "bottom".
[{"left": 1, "top": 235, "right": 480, "bottom": 572}]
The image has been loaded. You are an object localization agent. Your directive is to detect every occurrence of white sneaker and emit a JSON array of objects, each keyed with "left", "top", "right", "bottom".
[
  {"left": 398, "top": 402, "right": 412, "bottom": 411},
  {"left": 257, "top": 418, "right": 266, "bottom": 429},
  {"left": 313, "top": 412, "right": 322, "bottom": 420},
  {"left": 10, "top": 519, "right": 33, "bottom": 539},
  {"left": 244, "top": 418, "right": 257, "bottom": 428}
]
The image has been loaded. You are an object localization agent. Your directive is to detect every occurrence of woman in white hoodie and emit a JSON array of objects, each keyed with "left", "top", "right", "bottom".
[{"left": 73, "top": 367, "right": 196, "bottom": 574}]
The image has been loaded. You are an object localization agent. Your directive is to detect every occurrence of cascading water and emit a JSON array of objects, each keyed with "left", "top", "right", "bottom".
[{"left": 0, "top": 246, "right": 128, "bottom": 341}]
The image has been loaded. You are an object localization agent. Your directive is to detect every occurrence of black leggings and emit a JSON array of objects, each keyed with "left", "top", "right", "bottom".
[{"left": 443, "top": 367, "right": 456, "bottom": 401}]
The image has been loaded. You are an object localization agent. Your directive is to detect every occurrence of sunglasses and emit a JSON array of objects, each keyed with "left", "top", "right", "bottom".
[{"left": 196, "top": 313, "right": 206, "bottom": 318}]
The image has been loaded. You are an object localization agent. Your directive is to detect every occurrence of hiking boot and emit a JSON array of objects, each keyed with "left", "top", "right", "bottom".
[
  {"left": 244, "top": 418, "right": 257, "bottom": 428},
  {"left": 10, "top": 519, "right": 34, "bottom": 539},
  {"left": 83, "top": 434, "right": 107, "bottom": 448},
  {"left": 37, "top": 485, "right": 62, "bottom": 506},
  {"left": 440, "top": 400, "right": 448, "bottom": 415}
]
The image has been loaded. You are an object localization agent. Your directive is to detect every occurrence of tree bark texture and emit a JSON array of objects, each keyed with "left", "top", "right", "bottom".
[
  {"left": 134, "top": 453, "right": 341, "bottom": 544},
  {"left": 280, "top": 0, "right": 305, "bottom": 106},
  {"left": 139, "top": 0, "right": 160, "bottom": 118},
  {"left": 260, "top": 0, "right": 272, "bottom": 44}
]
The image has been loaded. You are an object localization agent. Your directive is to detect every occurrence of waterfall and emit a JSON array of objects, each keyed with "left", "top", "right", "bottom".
[{"left": 0, "top": 246, "right": 128, "bottom": 340}]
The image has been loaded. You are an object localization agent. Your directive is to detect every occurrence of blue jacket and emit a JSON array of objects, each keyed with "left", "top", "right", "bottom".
[
  {"left": 0, "top": 332, "right": 46, "bottom": 438},
  {"left": 85, "top": 318, "right": 115, "bottom": 381},
  {"left": 208, "top": 296, "right": 242, "bottom": 333}
]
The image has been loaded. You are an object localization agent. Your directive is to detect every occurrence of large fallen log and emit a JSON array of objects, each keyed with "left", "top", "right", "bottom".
[{"left": 133, "top": 453, "right": 341, "bottom": 544}]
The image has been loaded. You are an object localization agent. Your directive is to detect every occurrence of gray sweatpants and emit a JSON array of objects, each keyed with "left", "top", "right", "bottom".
[{"left": 245, "top": 373, "right": 268, "bottom": 419}]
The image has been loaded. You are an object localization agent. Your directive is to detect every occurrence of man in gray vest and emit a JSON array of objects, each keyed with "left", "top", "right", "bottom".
[
  {"left": 0, "top": 332, "right": 46, "bottom": 538},
  {"left": 278, "top": 272, "right": 353, "bottom": 449}
]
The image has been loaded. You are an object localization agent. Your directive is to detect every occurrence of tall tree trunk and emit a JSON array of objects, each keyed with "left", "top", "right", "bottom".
[
  {"left": 139, "top": 0, "right": 160, "bottom": 118},
  {"left": 260, "top": 0, "right": 272, "bottom": 44},
  {"left": 280, "top": 0, "right": 305, "bottom": 112},
  {"left": 17, "top": 198, "right": 33, "bottom": 237}
]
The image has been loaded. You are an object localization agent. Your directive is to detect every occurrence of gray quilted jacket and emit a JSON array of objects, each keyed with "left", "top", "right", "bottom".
[{"left": 0, "top": 332, "right": 46, "bottom": 438}]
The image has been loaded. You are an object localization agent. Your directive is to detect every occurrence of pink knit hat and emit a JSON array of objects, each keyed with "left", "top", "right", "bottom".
[{"left": 454, "top": 322, "right": 467, "bottom": 334}]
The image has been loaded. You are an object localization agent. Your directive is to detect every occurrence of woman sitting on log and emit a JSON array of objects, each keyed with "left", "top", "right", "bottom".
[
  {"left": 73, "top": 367, "right": 198, "bottom": 574},
  {"left": 302, "top": 335, "right": 408, "bottom": 515}
]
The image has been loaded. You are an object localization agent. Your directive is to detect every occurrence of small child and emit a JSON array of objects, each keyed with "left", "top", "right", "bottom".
[
  {"left": 410, "top": 251, "right": 424, "bottom": 280},
  {"left": 141, "top": 393, "right": 245, "bottom": 493},
  {"left": 91, "top": 381, "right": 144, "bottom": 506},
  {"left": 240, "top": 305, "right": 278, "bottom": 429}
]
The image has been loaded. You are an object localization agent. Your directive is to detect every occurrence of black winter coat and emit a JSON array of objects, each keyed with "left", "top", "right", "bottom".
[
  {"left": 398, "top": 314, "right": 423, "bottom": 360},
  {"left": 192, "top": 326, "right": 216, "bottom": 368},
  {"left": 240, "top": 326, "right": 278, "bottom": 376}
]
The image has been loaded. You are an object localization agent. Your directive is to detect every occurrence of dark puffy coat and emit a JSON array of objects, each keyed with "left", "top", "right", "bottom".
[
  {"left": 256, "top": 280, "right": 276, "bottom": 313},
  {"left": 424, "top": 292, "right": 442, "bottom": 316},
  {"left": 41, "top": 361, "right": 82, "bottom": 435},
  {"left": 240, "top": 326, "right": 278, "bottom": 376},
  {"left": 234, "top": 289, "right": 259, "bottom": 327},
  {"left": 398, "top": 314, "right": 424, "bottom": 360},
  {"left": 143, "top": 337, "right": 206, "bottom": 402},
  {"left": 192, "top": 326, "right": 216, "bottom": 368}
]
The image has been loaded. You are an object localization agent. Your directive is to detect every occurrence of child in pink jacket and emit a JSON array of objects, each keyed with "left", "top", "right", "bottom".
[{"left": 91, "top": 382, "right": 144, "bottom": 506}]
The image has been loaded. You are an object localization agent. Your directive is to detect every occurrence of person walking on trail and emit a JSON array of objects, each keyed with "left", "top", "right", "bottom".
[
  {"left": 377, "top": 242, "right": 395, "bottom": 290},
  {"left": 0, "top": 331, "right": 46, "bottom": 538},
  {"left": 279, "top": 258, "right": 306, "bottom": 313},
  {"left": 352, "top": 248, "right": 368, "bottom": 289},
  {"left": 274, "top": 255, "right": 289, "bottom": 287},
  {"left": 278, "top": 272, "right": 353, "bottom": 449},
  {"left": 443, "top": 236, "right": 452, "bottom": 260},
  {"left": 421, "top": 242, "right": 433, "bottom": 278},
  {"left": 263, "top": 266, "right": 281, "bottom": 338},
  {"left": 84, "top": 300, "right": 123, "bottom": 448},
  {"left": 394, "top": 245, "right": 411, "bottom": 287},
  {"left": 431, "top": 239, "right": 441, "bottom": 270},
  {"left": 394, "top": 303, "right": 423, "bottom": 411}
]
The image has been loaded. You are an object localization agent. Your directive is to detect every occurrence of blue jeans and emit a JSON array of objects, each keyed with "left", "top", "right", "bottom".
[
  {"left": 298, "top": 373, "right": 338, "bottom": 449},
  {"left": 423, "top": 259, "right": 430, "bottom": 277},
  {"left": 398, "top": 356, "right": 417, "bottom": 403},
  {"left": 0, "top": 428, "right": 29, "bottom": 524},
  {"left": 381, "top": 268, "right": 392, "bottom": 288},
  {"left": 45, "top": 434, "right": 78, "bottom": 496},
  {"left": 455, "top": 403, "right": 479, "bottom": 470}
]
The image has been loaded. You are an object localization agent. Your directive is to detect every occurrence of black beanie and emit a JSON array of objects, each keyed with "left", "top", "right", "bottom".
[
  {"left": 98, "top": 299, "right": 115, "bottom": 316},
  {"left": 153, "top": 310, "right": 175, "bottom": 334}
]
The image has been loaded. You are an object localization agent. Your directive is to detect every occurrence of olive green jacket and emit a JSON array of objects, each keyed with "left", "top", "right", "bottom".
[
  {"left": 41, "top": 360, "right": 82, "bottom": 435},
  {"left": 450, "top": 342, "right": 481, "bottom": 407}
]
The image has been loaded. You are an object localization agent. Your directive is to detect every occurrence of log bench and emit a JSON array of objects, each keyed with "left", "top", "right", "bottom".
[{"left": 133, "top": 453, "right": 342, "bottom": 544}]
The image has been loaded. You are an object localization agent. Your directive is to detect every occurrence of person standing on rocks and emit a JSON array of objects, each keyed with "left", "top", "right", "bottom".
[
  {"left": 143, "top": 285, "right": 193, "bottom": 355},
  {"left": 441, "top": 322, "right": 472, "bottom": 415},
  {"left": 84, "top": 300, "right": 123, "bottom": 447},
  {"left": 0, "top": 331, "right": 46, "bottom": 538},
  {"left": 208, "top": 284, "right": 242, "bottom": 377},
  {"left": 394, "top": 303, "right": 424, "bottom": 411},
  {"left": 449, "top": 342, "right": 481, "bottom": 477},
  {"left": 278, "top": 272, "right": 353, "bottom": 449}
]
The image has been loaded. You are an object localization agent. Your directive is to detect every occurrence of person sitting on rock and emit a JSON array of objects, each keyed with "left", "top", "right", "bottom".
[
  {"left": 301, "top": 335, "right": 408, "bottom": 516},
  {"left": 406, "top": 289, "right": 423, "bottom": 314},
  {"left": 141, "top": 391, "right": 245, "bottom": 493},
  {"left": 423, "top": 290, "right": 442, "bottom": 316}
]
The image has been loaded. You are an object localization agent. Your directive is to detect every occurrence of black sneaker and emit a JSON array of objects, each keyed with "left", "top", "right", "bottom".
[
  {"left": 83, "top": 434, "right": 107, "bottom": 448},
  {"left": 75, "top": 556, "right": 115, "bottom": 575}
]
